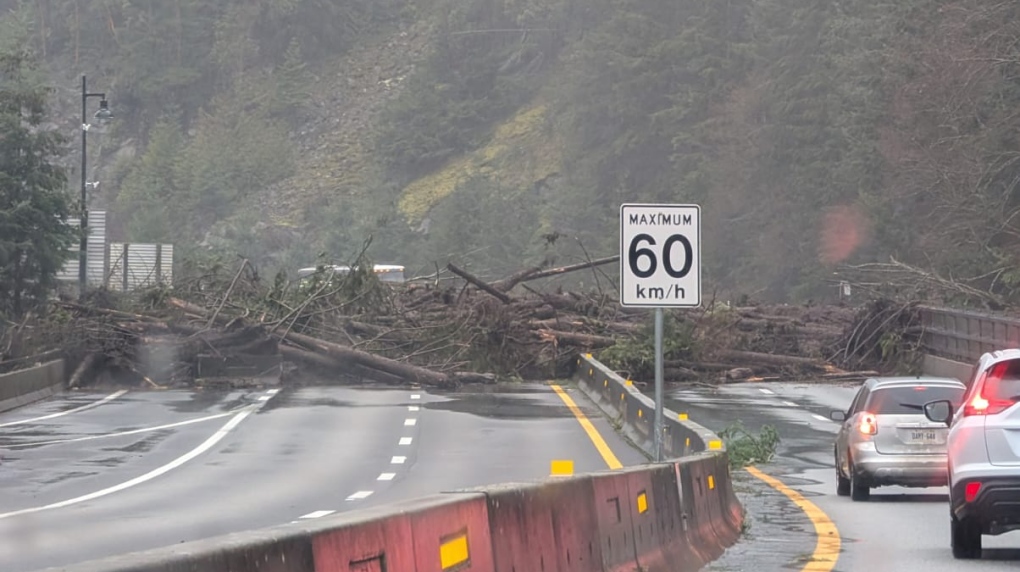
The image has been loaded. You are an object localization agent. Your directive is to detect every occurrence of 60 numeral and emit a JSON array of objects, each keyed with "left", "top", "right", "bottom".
[{"left": 628, "top": 233, "right": 693, "bottom": 279}]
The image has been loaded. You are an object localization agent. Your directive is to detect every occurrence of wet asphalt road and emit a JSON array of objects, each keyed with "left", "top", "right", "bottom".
[
  {"left": 665, "top": 381, "right": 1020, "bottom": 571},
  {"left": 0, "top": 383, "right": 647, "bottom": 572}
]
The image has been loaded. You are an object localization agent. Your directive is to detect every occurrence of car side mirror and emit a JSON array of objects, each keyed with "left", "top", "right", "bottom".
[
  {"left": 830, "top": 410, "right": 846, "bottom": 422},
  {"left": 924, "top": 400, "right": 953, "bottom": 426}
]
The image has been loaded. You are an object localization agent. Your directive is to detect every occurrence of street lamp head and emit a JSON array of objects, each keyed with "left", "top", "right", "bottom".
[{"left": 94, "top": 99, "right": 113, "bottom": 122}]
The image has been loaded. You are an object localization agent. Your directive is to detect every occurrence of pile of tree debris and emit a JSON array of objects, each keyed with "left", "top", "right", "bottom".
[{"left": 4, "top": 255, "right": 893, "bottom": 389}]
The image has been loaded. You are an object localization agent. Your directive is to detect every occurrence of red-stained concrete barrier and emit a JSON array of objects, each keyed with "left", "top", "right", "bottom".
[
  {"left": 311, "top": 494, "right": 493, "bottom": 572},
  {"left": 483, "top": 477, "right": 602, "bottom": 572}
]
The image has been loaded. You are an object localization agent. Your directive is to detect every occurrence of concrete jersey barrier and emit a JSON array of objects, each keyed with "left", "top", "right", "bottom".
[
  {"left": 39, "top": 354, "right": 742, "bottom": 572},
  {"left": 0, "top": 359, "right": 65, "bottom": 414}
]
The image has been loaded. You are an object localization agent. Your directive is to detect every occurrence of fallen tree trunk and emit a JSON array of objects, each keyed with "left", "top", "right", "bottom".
[
  {"left": 68, "top": 352, "right": 103, "bottom": 389},
  {"left": 715, "top": 349, "right": 826, "bottom": 369},
  {"left": 279, "top": 330, "right": 457, "bottom": 388},
  {"left": 447, "top": 263, "right": 513, "bottom": 304},
  {"left": 535, "top": 329, "right": 616, "bottom": 348}
]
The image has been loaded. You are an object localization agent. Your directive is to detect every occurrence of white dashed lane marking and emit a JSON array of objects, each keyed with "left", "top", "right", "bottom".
[
  {"left": 812, "top": 413, "right": 831, "bottom": 422},
  {"left": 408, "top": 405, "right": 419, "bottom": 412},
  {"left": 391, "top": 456, "right": 406, "bottom": 464},
  {"left": 378, "top": 473, "right": 396, "bottom": 481},
  {"left": 399, "top": 437, "right": 412, "bottom": 445},
  {"left": 410, "top": 394, "right": 421, "bottom": 400},
  {"left": 346, "top": 491, "right": 373, "bottom": 501},
  {"left": 781, "top": 400, "right": 797, "bottom": 407},
  {"left": 759, "top": 388, "right": 775, "bottom": 395},
  {"left": 299, "top": 510, "right": 334, "bottom": 519},
  {"left": 404, "top": 418, "right": 417, "bottom": 426}
]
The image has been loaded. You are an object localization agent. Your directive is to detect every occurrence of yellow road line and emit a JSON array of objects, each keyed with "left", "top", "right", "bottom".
[
  {"left": 745, "top": 466, "right": 840, "bottom": 572},
  {"left": 551, "top": 384, "right": 623, "bottom": 469}
]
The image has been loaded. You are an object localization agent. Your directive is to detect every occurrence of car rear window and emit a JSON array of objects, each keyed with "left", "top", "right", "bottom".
[
  {"left": 866, "top": 385, "right": 965, "bottom": 414},
  {"left": 982, "top": 359, "right": 1020, "bottom": 401}
]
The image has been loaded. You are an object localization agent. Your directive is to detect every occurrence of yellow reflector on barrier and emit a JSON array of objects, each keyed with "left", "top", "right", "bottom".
[
  {"left": 550, "top": 459, "right": 574, "bottom": 476},
  {"left": 585, "top": 353, "right": 593, "bottom": 358},
  {"left": 604, "top": 379, "right": 608, "bottom": 387},
  {"left": 685, "top": 437, "right": 690, "bottom": 448},
  {"left": 638, "top": 409, "right": 643, "bottom": 418},
  {"left": 708, "top": 475, "right": 715, "bottom": 490},
  {"left": 440, "top": 533, "right": 470, "bottom": 569},
  {"left": 589, "top": 368, "right": 593, "bottom": 376},
  {"left": 708, "top": 440, "right": 723, "bottom": 450},
  {"left": 620, "top": 393, "right": 625, "bottom": 401},
  {"left": 678, "top": 412, "right": 688, "bottom": 420},
  {"left": 637, "top": 492, "right": 648, "bottom": 514},
  {"left": 625, "top": 379, "right": 633, "bottom": 386}
]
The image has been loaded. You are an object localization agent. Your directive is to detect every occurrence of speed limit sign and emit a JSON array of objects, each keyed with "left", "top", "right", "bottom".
[{"left": 620, "top": 203, "right": 701, "bottom": 307}]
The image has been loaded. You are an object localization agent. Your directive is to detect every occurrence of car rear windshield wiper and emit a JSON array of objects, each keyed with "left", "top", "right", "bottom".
[{"left": 898, "top": 403, "right": 924, "bottom": 411}]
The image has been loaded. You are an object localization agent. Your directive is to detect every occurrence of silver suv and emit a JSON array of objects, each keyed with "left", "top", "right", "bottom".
[
  {"left": 924, "top": 349, "right": 1020, "bottom": 559},
  {"left": 832, "top": 377, "right": 966, "bottom": 501}
]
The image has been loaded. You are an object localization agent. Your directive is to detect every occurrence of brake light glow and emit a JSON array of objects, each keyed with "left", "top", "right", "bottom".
[
  {"left": 965, "top": 481, "right": 981, "bottom": 503},
  {"left": 859, "top": 412, "right": 877, "bottom": 435},
  {"left": 963, "top": 394, "right": 1015, "bottom": 416}
]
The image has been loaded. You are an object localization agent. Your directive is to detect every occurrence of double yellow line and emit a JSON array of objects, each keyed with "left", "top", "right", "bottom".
[{"left": 552, "top": 382, "right": 840, "bottom": 571}]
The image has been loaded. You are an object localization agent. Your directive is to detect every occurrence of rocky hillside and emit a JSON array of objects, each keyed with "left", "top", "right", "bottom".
[{"left": 6, "top": 0, "right": 1020, "bottom": 305}]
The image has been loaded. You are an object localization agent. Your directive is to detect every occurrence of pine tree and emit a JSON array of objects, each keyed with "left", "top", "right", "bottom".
[{"left": 0, "top": 43, "right": 76, "bottom": 317}]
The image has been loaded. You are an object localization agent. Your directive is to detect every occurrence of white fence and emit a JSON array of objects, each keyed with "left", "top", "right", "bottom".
[
  {"left": 55, "top": 211, "right": 174, "bottom": 291},
  {"left": 56, "top": 210, "right": 107, "bottom": 286},
  {"left": 108, "top": 243, "right": 174, "bottom": 291}
]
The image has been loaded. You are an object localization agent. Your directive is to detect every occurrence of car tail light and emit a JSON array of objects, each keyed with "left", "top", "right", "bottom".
[
  {"left": 965, "top": 481, "right": 981, "bottom": 503},
  {"left": 963, "top": 394, "right": 1016, "bottom": 416},
  {"left": 858, "top": 412, "right": 877, "bottom": 435}
]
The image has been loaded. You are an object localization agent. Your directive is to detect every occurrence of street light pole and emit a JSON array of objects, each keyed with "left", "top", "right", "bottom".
[{"left": 79, "top": 75, "right": 111, "bottom": 299}]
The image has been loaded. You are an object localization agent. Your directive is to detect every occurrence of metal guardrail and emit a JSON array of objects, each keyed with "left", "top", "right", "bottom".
[{"left": 917, "top": 305, "right": 1020, "bottom": 363}]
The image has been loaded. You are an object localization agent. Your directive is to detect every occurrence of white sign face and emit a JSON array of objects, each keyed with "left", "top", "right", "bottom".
[{"left": 619, "top": 203, "right": 701, "bottom": 307}]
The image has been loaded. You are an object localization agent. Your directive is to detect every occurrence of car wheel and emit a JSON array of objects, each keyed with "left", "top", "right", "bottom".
[
  {"left": 835, "top": 450, "right": 850, "bottom": 496},
  {"left": 951, "top": 514, "right": 982, "bottom": 559},
  {"left": 849, "top": 458, "right": 870, "bottom": 501}
]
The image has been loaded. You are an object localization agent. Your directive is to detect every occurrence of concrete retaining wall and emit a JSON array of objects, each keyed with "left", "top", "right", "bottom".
[
  {"left": 920, "top": 353, "right": 973, "bottom": 384},
  {"left": 42, "top": 355, "right": 742, "bottom": 572},
  {"left": 0, "top": 359, "right": 65, "bottom": 414}
]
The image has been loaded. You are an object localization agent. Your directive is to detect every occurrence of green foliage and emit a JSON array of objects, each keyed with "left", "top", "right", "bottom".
[
  {"left": 718, "top": 421, "right": 781, "bottom": 468},
  {"left": 599, "top": 312, "right": 697, "bottom": 380},
  {"left": 0, "top": 39, "right": 75, "bottom": 318},
  {"left": 375, "top": 0, "right": 566, "bottom": 180}
]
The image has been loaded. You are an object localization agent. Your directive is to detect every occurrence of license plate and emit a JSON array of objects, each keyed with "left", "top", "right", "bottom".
[{"left": 909, "top": 430, "right": 938, "bottom": 443}]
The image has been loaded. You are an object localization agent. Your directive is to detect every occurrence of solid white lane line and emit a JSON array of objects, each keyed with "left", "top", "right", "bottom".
[
  {"left": 391, "top": 456, "right": 406, "bottom": 464},
  {"left": 759, "top": 388, "right": 775, "bottom": 395},
  {"left": 346, "top": 491, "right": 373, "bottom": 501},
  {"left": 410, "top": 394, "right": 421, "bottom": 400},
  {"left": 0, "top": 390, "right": 128, "bottom": 428},
  {"left": 404, "top": 418, "right": 417, "bottom": 426},
  {"left": 408, "top": 405, "right": 420, "bottom": 412},
  {"left": 0, "top": 401, "right": 267, "bottom": 520},
  {"left": 399, "top": 437, "right": 412, "bottom": 445},
  {"left": 378, "top": 473, "right": 396, "bottom": 481},
  {"left": 299, "top": 510, "right": 335, "bottom": 519},
  {"left": 6, "top": 410, "right": 239, "bottom": 449}
]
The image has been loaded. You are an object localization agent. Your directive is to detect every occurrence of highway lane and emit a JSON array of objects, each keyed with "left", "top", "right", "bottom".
[
  {"left": 666, "top": 381, "right": 1020, "bottom": 571},
  {"left": 0, "top": 382, "right": 645, "bottom": 571}
]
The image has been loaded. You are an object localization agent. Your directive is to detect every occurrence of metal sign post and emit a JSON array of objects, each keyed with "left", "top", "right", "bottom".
[{"left": 620, "top": 204, "right": 702, "bottom": 462}]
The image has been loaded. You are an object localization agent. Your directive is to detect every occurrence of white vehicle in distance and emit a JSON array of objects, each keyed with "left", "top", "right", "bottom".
[
  {"left": 296, "top": 264, "right": 406, "bottom": 284},
  {"left": 924, "top": 349, "right": 1020, "bottom": 559},
  {"left": 830, "top": 376, "right": 967, "bottom": 501}
]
